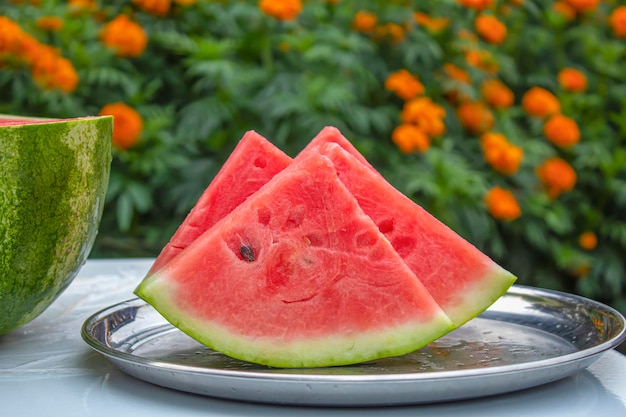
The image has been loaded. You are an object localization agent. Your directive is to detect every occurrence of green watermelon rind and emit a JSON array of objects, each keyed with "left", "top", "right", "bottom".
[
  {"left": 0, "top": 116, "right": 112, "bottom": 335},
  {"left": 445, "top": 265, "right": 516, "bottom": 328},
  {"left": 136, "top": 275, "right": 455, "bottom": 368}
]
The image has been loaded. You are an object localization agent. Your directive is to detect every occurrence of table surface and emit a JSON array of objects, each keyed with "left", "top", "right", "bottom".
[{"left": 1, "top": 258, "right": 626, "bottom": 417}]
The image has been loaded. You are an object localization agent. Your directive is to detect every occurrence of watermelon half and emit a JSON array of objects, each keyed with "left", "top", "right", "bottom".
[
  {"left": 0, "top": 115, "right": 112, "bottom": 335},
  {"left": 136, "top": 151, "right": 454, "bottom": 367}
]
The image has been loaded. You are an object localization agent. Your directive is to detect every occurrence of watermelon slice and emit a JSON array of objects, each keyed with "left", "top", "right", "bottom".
[
  {"left": 135, "top": 151, "right": 454, "bottom": 368},
  {"left": 148, "top": 126, "right": 371, "bottom": 274},
  {"left": 147, "top": 130, "right": 292, "bottom": 274},
  {"left": 316, "top": 142, "right": 516, "bottom": 327}
]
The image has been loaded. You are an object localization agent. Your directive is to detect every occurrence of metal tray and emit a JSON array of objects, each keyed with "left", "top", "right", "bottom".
[{"left": 81, "top": 285, "right": 625, "bottom": 406}]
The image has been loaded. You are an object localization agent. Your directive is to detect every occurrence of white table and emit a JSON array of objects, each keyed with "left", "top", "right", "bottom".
[{"left": 1, "top": 258, "right": 625, "bottom": 416}]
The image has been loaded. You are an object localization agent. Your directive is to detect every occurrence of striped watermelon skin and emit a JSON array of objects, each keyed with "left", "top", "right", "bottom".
[{"left": 0, "top": 116, "right": 112, "bottom": 335}]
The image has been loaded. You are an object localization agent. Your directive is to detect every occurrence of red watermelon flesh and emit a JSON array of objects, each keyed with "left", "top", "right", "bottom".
[
  {"left": 147, "top": 131, "right": 292, "bottom": 274},
  {"left": 148, "top": 127, "right": 366, "bottom": 274},
  {"left": 316, "top": 142, "right": 516, "bottom": 327},
  {"left": 135, "top": 151, "right": 454, "bottom": 368},
  {"left": 0, "top": 119, "right": 57, "bottom": 126}
]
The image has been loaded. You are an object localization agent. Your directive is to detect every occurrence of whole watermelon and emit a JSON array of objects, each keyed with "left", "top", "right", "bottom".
[{"left": 0, "top": 115, "right": 112, "bottom": 335}]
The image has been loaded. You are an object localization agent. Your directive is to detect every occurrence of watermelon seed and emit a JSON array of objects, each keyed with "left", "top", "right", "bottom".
[{"left": 240, "top": 245, "right": 255, "bottom": 262}]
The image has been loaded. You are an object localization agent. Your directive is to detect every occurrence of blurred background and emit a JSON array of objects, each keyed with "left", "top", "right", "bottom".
[{"left": 2, "top": 0, "right": 625, "bottom": 351}]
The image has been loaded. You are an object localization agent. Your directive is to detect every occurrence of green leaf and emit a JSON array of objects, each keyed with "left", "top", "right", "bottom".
[
  {"left": 152, "top": 31, "right": 199, "bottom": 55},
  {"left": 81, "top": 67, "right": 136, "bottom": 96},
  {"left": 126, "top": 182, "right": 153, "bottom": 214},
  {"left": 116, "top": 193, "right": 134, "bottom": 232}
]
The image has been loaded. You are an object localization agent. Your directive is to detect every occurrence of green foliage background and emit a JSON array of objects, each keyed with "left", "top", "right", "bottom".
[{"left": 2, "top": 0, "right": 626, "bottom": 347}]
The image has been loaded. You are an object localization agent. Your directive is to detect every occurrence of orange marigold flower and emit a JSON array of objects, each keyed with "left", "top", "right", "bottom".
[
  {"left": 400, "top": 97, "right": 446, "bottom": 137},
  {"left": 67, "top": 0, "right": 98, "bottom": 13},
  {"left": 385, "top": 69, "right": 424, "bottom": 101},
  {"left": 552, "top": 1, "right": 577, "bottom": 20},
  {"left": 442, "top": 63, "right": 472, "bottom": 104},
  {"left": 564, "top": 0, "right": 600, "bottom": 13},
  {"left": 52, "top": 57, "right": 79, "bottom": 92},
  {"left": 543, "top": 114, "right": 580, "bottom": 148},
  {"left": 480, "top": 132, "right": 523, "bottom": 175},
  {"left": 443, "top": 63, "right": 471, "bottom": 83},
  {"left": 475, "top": 14, "right": 507, "bottom": 44},
  {"left": 29, "top": 45, "right": 58, "bottom": 75},
  {"left": 481, "top": 79, "right": 514, "bottom": 109},
  {"left": 36, "top": 16, "right": 64, "bottom": 32},
  {"left": 465, "top": 49, "right": 499, "bottom": 74},
  {"left": 456, "top": 101, "right": 494, "bottom": 134},
  {"left": 352, "top": 11, "right": 377, "bottom": 33},
  {"left": 558, "top": 68, "right": 587, "bottom": 92},
  {"left": 258, "top": 0, "right": 302, "bottom": 21},
  {"left": 375, "top": 22, "right": 406, "bottom": 43},
  {"left": 457, "top": 0, "right": 494, "bottom": 11},
  {"left": 522, "top": 86, "right": 561, "bottom": 118},
  {"left": 536, "top": 157, "right": 577, "bottom": 198},
  {"left": 413, "top": 12, "right": 450, "bottom": 33},
  {"left": 31, "top": 54, "right": 78, "bottom": 93},
  {"left": 391, "top": 124, "right": 430, "bottom": 154},
  {"left": 133, "top": 0, "right": 171, "bottom": 16},
  {"left": 578, "top": 231, "right": 598, "bottom": 250},
  {"left": 485, "top": 186, "right": 521, "bottom": 221},
  {"left": 15, "top": 33, "right": 42, "bottom": 64},
  {"left": 31, "top": 48, "right": 79, "bottom": 93},
  {"left": 99, "top": 103, "right": 144, "bottom": 150},
  {"left": 609, "top": 6, "right": 626, "bottom": 38},
  {"left": 49, "top": 56, "right": 78, "bottom": 92},
  {"left": 0, "top": 16, "right": 25, "bottom": 55},
  {"left": 457, "top": 29, "right": 479, "bottom": 45},
  {"left": 100, "top": 15, "right": 147, "bottom": 58}
]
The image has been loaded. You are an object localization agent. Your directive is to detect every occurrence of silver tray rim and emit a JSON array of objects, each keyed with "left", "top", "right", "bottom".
[{"left": 81, "top": 285, "right": 626, "bottom": 405}]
